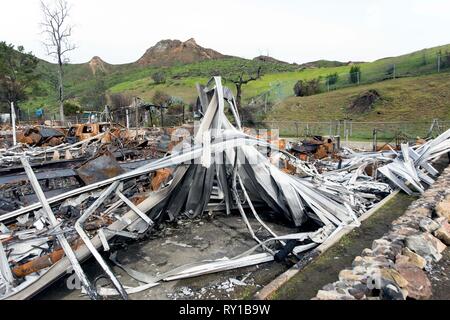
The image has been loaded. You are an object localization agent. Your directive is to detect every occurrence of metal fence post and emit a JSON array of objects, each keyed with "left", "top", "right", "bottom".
[{"left": 343, "top": 120, "right": 347, "bottom": 139}]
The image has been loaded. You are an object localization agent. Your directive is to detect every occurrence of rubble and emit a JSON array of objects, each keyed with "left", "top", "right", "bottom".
[{"left": 314, "top": 163, "right": 450, "bottom": 300}]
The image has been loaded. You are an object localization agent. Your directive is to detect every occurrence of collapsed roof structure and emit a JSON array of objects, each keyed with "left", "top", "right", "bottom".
[{"left": 1, "top": 77, "right": 450, "bottom": 300}]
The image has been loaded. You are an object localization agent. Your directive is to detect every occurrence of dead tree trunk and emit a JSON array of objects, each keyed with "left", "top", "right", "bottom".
[
  {"left": 57, "top": 56, "right": 65, "bottom": 123},
  {"left": 41, "top": 0, "right": 76, "bottom": 125},
  {"left": 229, "top": 67, "right": 262, "bottom": 119},
  {"left": 235, "top": 83, "right": 243, "bottom": 110}
]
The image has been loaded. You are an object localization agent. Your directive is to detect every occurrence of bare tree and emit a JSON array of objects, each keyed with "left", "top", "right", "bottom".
[
  {"left": 40, "top": 0, "right": 75, "bottom": 123},
  {"left": 227, "top": 66, "right": 262, "bottom": 110}
]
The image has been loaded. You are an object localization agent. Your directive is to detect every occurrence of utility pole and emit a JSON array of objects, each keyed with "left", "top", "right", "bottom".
[{"left": 11, "top": 102, "right": 17, "bottom": 146}]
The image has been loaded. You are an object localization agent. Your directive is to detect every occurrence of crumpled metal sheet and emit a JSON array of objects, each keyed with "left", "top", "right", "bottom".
[{"left": 76, "top": 151, "right": 125, "bottom": 185}]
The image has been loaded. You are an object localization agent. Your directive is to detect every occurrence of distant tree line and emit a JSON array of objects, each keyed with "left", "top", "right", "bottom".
[{"left": 0, "top": 42, "right": 39, "bottom": 115}]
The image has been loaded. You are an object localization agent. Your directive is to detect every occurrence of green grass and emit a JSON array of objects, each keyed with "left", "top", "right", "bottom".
[
  {"left": 262, "top": 72, "right": 450, "bottom": 139},
  {"left": 267, "top": 72, "right": 450, "bottom": 122}
]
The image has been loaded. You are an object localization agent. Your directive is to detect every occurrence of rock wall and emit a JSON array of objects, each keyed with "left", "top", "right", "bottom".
[{"left": 314, "top": 164, "right": 450, "bottom": 300}]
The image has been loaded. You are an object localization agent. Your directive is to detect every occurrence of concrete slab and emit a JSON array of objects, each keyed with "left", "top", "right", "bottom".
[{"left": 34, "top": 213, "right": 296, "bottom": 300}]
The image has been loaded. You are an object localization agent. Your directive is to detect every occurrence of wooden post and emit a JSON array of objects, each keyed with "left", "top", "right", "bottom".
[
  {"left": 373, "top": 129, "right": 378, "bottom": 152},
  {"left": 126, "top": 109, "right": 130, "bottom": 129},
  {"left": 135, "top": 98, "right": 139, "bottom": 139},
  {"left": 149, "top": 108, "right": 153, "bottom": 127}
]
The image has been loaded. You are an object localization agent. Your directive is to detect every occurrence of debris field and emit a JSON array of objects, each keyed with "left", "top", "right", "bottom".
[{"left": 1, "top": 77, "right": 450, "bottom": 300}]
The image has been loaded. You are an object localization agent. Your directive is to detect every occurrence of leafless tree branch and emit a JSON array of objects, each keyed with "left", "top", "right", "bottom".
[{"left": 40, "top": 0, "right": 76, "bottom": 123}]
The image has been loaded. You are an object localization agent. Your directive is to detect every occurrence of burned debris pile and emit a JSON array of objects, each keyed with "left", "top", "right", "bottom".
[{"left": 1, "top": 77, "right": 450, "bottom": 300}]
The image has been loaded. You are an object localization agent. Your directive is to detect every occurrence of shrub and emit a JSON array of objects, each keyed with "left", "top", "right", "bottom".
[
  {"left": 349, "top": 65, "right": 361, "bottom": 84},
  {"left": 326, "top": 73, "right": 339, "bottom": 86},
  {"left": 151, "top": 71, "right": 166, "bottom": 84},
  {"left": 63, "top": 101, "right": 83, "bottom": 116},
  {"left": 109, "top": 93, "right": 132, "bottom": 111},
  {"left": 293, "top": 78, "right": 321, "bottom": 97},
  {"left": 440, "top": 51, "right": 450, "bottom": 69},
  {"left": 386, "top": 64, "right": 395, "bottom": 78},
  {"left": 152, "top": 90, "right": 172, "bottom": 107}
]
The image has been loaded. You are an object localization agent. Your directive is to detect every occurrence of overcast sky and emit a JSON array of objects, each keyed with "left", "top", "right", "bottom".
[{"left": 1, "top": 0, "right": 450, "bottom": 64}]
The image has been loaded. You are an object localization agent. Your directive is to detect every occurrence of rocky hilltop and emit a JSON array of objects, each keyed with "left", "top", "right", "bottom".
[{"left": 136, "top": 38, "right": 226, "bottom": 67}]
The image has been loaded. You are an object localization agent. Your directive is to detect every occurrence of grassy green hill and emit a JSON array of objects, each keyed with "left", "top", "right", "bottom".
[
  {"left": 263, "top": 72, "right": 450, "bottom": 139},
  {"left": 267, "top": 72, "right": 450, "bottom": 122},
  {"left": 16, "top": 42, "right": 450, "bottom": 120},
  {"left": 103, "top": 43, "right": 450, "bottom": 108}
]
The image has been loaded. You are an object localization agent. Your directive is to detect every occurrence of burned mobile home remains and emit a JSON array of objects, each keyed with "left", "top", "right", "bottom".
[{"left": 0, "top": 77, "right": 450, "bottom": 300}]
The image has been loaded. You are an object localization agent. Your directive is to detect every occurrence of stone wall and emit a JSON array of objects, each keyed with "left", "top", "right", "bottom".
[{"left": 314, "top": 164, "right": 450, "bottom": 300}]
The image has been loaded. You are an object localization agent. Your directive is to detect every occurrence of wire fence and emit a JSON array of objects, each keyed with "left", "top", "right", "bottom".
[
  {"left": 12, "top": 106, "right": 193, "bottom": 129},
  {"left": 243, "top": 120, "right": 450, "bottom": 142},
  {"left": 247, "top": 49, "right": 450, "bottom": 109}
]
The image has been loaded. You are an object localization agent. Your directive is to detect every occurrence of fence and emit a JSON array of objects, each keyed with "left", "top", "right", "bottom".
[
  {"left": 243, "top": 120, "right": 450, "bottom": 142},
  {"left": 246, "top": 49, "right": 450, "bottom": 110},
  {"left": 14, "top": 105, "right": 193, "bottom": 129},
  {"left": 318, "top": 51, "right": 449, "bottom": 92}
]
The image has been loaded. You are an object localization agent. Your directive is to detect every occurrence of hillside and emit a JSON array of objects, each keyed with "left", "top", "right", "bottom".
[
  {"left": 11, "top": 41, "right": 450, "bottom": 118},
  {"left": 266, "top": 72, "right": 450, "bottom": 122}
]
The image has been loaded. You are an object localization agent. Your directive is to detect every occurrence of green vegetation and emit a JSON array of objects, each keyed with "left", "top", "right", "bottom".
[
  {"left": 63, "top": 100, "right": 83, "bottom": 116},
  {"left": 349, "top": 65, "right": 361, "bottom": 84},
  {"left": 8, "top": 42, "right": 450, "bottom": 123},
  {"left": 264, "top": 72, "right": 450, "bottom": 139},
  {"left": 293, "top": 78, "right": 321, "bottom": 97},
  {"left": 0, "top": 42, "right": 39, "bottom": 113},
  {"left": 268, "top": 72, "right": 450, "bottom": 122},
  {"left": 151, "top": 71, "right": 166, "bottom": 84}
]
